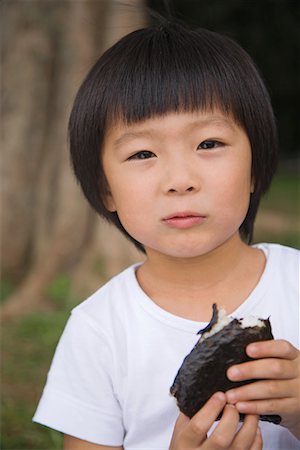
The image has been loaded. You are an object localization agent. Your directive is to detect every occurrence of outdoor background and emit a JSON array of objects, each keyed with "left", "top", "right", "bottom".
[{"left": 1, "top": 0, "right": 299, "bottom": 449}]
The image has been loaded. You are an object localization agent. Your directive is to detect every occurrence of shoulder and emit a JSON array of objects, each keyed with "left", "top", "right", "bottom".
[
  {"left": 253, "top": 243, "right": 299, "bottom": 345},
  {"left": 70, "top": 263, "right": 142, "bottom": 334},
  {"left": 255, "top": 242, "right": 299, "bottom": 271},
  {"left": 255, "top": 242, "right": 299, "bottom": 257},
  {"left": 253, "top": 242, "right": 299, "bottom": 300},
  {"left": 47, "top": 263, "right": 143, "bottom": 367},
  {"left": 264, "top": 243, "right": 299, "bottom": 284}
]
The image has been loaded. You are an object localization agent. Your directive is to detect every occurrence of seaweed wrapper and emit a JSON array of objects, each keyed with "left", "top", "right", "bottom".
[{"left": 170, "top": 308, "right": 281, "bottom": 424}]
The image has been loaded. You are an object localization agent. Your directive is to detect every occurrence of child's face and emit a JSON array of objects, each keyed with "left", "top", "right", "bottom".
[{"left": 102, "top": 109, "right": 253, "bottom": 259}]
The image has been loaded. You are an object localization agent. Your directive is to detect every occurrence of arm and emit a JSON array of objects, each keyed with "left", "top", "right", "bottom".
[
  {"left": 226, "top": 340, "right": 300, "bottom": 441},
  {"left": 64, "top": 435, "right": 123, "bottom": 450}
]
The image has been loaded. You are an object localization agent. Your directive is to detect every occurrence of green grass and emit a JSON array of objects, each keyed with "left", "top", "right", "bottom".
[
  {"left": 260, "top": 172, "right": 299, "bottom": 217},
  {"left": 253, "top": 171, "right": 300, "bottom": 249},
  {"left": 0, "top": 279, "right": 15, "bottom": 304},
  {"left": 1, "top": 312, "right": 67, "bottom": 449},
  {"left": 1, "top": 170, "right": 299, "bottom": 449}
]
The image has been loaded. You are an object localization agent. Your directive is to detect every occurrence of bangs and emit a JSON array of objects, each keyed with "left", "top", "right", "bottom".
[{"left": 100, "top": 25, "right": 253, "bottom": 128}]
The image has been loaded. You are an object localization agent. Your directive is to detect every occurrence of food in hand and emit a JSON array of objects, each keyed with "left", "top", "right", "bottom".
[{"left": 170, "top": 303, "right": 281, "bottom": 424}]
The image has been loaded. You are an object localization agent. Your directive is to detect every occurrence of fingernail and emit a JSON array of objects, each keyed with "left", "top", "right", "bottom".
[
  {"left": 228, "top": 366, "right": 240, "bottom": 379},
  {"left": 215, "top": 391, "right": 226, "bottom": 401},
  {"left": 247, "top": 343, "right": 258, "bottom": 356},
  {"left": 236, "top": 402, "right": 248, "bottom": 412},
  {"left": 226, "top": 390, "right": 237, "bottom": 403}
]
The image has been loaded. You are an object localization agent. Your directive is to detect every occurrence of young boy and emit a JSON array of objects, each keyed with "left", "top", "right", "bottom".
[{"left": 33, "top": 20, "right": 300, "bottom": 450}]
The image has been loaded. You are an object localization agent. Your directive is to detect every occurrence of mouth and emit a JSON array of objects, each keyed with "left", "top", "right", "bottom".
[{"left": 162, "top": 212, "right": 206, "bottom": 229}]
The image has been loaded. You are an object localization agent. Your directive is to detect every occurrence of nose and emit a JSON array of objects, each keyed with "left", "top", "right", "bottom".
[{"left": 163, "top": 158, "right": 200, "bottom": 195}]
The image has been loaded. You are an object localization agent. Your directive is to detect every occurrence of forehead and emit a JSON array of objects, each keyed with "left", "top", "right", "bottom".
[{"left": 104, "top": 109, "right": 243, "bottom": 146}]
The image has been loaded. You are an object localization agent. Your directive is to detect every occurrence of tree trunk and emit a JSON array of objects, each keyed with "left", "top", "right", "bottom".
[{"left": 1, "top": 0, "right": 146, "bottom": 321}]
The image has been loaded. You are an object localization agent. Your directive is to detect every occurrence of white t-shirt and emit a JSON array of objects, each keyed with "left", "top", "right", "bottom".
[{"left": 33, "top": 243, "right": 300, "bottom": 449}]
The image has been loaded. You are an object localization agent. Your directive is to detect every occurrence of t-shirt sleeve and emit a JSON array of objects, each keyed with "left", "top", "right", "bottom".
[{"left": 32, "top": 309, "right": 124, "bottom": 446}]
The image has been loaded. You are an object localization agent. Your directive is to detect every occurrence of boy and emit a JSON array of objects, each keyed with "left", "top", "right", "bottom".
[{"left": 33, "top": 20, "right": 300, "bottom": 449}]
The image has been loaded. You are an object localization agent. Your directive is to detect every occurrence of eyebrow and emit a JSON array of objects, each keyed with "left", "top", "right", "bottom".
[
  {"left": 113, "top": 131, "right": 153, "bottom": 149},
  {"left": 196, "top": 117, "right": 236, "bottom": 131},
  {"left": 112, "top": 116, "right": 236, "bottom": 149}
]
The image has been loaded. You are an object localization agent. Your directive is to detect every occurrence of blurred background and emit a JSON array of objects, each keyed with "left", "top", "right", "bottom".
[{"left": 1, "top": 0, "right": 299, "bottom": 448}]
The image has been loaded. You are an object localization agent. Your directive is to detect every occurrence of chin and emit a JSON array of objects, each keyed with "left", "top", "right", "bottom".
[{"left": 159, "top": 242, "right": 219, "bottom": 260}]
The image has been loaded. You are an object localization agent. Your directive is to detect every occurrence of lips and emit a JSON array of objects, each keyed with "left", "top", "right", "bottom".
[{"left": 162, "top": 212, "right": 206, "bottom": 229}]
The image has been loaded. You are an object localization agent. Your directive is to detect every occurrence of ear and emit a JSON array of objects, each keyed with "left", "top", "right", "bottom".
[
  {"left": 103, "top": 189, "right": 117, "bottom": 212},
  {"left": 250, "top": 177, "right": 255, "bottom": 194}
]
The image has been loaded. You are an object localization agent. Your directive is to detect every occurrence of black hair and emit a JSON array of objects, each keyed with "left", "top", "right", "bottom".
[{"left": 69, "top": 21, "right": 279, "bottom": 252}]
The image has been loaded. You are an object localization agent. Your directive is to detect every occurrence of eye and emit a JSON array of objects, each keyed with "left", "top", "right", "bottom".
[
  {"left": 197, "top": 140, "right": 223, "bottom": 150},
  {"left": 128, "top": 150, "right": 156, "bottom": 160}
]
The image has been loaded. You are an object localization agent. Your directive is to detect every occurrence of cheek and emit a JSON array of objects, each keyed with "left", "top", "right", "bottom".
[
  {"left": 108, "top": 180, "right": 149, "bottom": 225},
  {"left": 107, "top": 166, "right": 155, "bottom": 211},
  {"left": 110, "top": 181, "right": 156, "bottom": 243},
  {"left": 211, "top": 159, "right": 252, "bottom": 217},
  {"left": 226, "top": 180, "right": 251, "bottom": 224},
  {"left": 104, "top": 171, "right": 134, "bottom": 212}
]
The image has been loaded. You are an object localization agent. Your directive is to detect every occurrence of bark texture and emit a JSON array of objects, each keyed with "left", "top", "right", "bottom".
[{"left": 1, "top": 0, "right": 146, "bottom": 320}]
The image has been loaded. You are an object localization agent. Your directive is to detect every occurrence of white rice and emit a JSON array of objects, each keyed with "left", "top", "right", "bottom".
[
  {"left": 200, "top": 309, "right": 265, "bottom": 341},
  {"left": 201, "top": 308, "right": 232, "bottom": 341},
  {"left": 239, "top": 316, "right": 265, "bottom": 328}
]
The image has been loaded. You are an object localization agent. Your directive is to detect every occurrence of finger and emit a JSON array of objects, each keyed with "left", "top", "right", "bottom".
[
  {"left": 205, "top": 404, "right": 239, "bottom": 449},
  {"left": 170, "top": 412, "right": 190, "bottom": 446},
  {"left": 175, "top": 412, "right": 190, "bottom": 428},
  {"left": 226, "top": 379, "right": 295, "bottom": 404},
  {"left": 183, "top": 392, "right": 227, "bottom": 446},
  {"left": 234, "top": 397, "right": 295, "bottom": 417},
  {"left": 250, "top": 425, "right": 263, "bottom": 450},
  {"left": 233, "top": 415, "right": 261, "bottom": 450},
  {"left": 246, "top": 340, "right": 298, "bottom": 360},
  {"left": 227, "top": 357, "right": 296, "bottom": 382}
]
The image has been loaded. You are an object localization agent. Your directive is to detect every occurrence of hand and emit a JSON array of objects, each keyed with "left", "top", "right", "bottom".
[
  {"left": 226, "top": 339, "right": 300, "bottom": 440},
  {"left": 169, "top": 391, "right": 262, "bottom": 450}
]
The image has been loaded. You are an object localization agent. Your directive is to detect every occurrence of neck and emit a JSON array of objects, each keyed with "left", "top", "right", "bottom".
[
  {"left": 141, "top": 233, "right": 248, "bottom": 287},
  {"left": 136, "top": 233, "right": 265, "bottom": 321}
]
